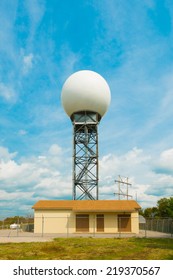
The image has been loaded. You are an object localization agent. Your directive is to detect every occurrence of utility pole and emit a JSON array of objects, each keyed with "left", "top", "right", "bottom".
[{"left": 114, "top": 175, "right": 132, "bottom": 200}]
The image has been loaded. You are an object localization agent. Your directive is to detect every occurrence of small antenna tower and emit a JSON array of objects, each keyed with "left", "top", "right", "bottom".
[{"left": 114, "top": 175, "right": 132, "bottom": 200}]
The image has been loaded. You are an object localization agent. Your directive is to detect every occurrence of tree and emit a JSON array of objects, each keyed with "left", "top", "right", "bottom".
[
  {"left": 143, "top": 207, "right": 158, "bottom": 218},
  {"left": 157, "top": 197, "right": 173, "bottom": 218},
  {"left": 140, "top": 197, "right": 173, "bottom": 218}
]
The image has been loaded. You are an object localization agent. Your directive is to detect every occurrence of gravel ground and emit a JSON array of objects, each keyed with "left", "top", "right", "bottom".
[{"left": 0, "top": 229, "right": 172, "bottom": 243}]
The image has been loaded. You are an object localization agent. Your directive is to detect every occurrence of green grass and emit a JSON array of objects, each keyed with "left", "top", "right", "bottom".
[{"left": 0, "top": 238, "right": 173, "bottom": 260}]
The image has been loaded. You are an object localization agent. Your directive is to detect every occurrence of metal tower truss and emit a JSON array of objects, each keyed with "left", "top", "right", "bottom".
[{"left": 71, "top": 111, "right": 100, "bottom": 200}]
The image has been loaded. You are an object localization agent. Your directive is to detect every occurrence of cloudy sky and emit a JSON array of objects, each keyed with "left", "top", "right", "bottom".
[{"left": 0, "top": 0, "right": 173, "bottom": 218}]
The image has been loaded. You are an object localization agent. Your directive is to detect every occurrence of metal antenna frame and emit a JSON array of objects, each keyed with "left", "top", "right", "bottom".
[
  {"left": 114, "top": 175, "right": 132, "bottom": 200},
  {"left": 71, "top": 111, "right": 100, "bottom": 200}
]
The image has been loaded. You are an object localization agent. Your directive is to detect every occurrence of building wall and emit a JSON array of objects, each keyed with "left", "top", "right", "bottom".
[
  {"left": 104, "top": 213, "right": 117, "bottom": 233},
  {"left": 34, "top": 210, "right": 139, "bottom": 234},
  {"left": 131, "top": 212, "right": 139, "bottom": 233},
  {"left": 34, "top": 210, "right": 75, "bottom": 234}
]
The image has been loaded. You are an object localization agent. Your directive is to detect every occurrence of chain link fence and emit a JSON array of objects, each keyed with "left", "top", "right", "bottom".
[
  {"left": 139, "top": 217, "right": 173, "bottom": 237},
  {"left": 0, "top": 216, "right": 172, "bottom": 239}
]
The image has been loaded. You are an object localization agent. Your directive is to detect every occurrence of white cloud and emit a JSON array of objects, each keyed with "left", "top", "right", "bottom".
[
  {"left": 0, "top": 1, "right": 18, "bottom": 59},
  {"left": 25, "top": 0, "right": 45, "bottom": 43},
  {"left": 0, "top": 146, "right": 17, "bottom": 162},
  {"left": 155, "top": 148, "right": 173, "bottom": 173},
  {"left": 0, "top": 144, "right": 71, "bottom": 206},
  {"left": 48, "top": 144, "right": 62, "bottom": 156},
  {"left": 34, "top": 176, "right": 72, "bottom": 198},
  {"left": 99, "top": 147, "right": 150, "bottom": 181},
  {"left": 18, "top": 129, "right": 27, "bottom": 136},
  {"left": 30, "top": 105, "right": 66, "bottom": 128},
  {"left": 99, "top": 147, "right": 173, "bottom": 208},
  {"left": 1, "top": 144, "right": 173, "bottom": 215},
  {"left": 0, "top": 83, "right": 17, "bottom": 103},
  {"left": 161, "top": 148, "right": 173, "bottom": 161},
  {"left": 159, "top": 73, "right": 173, "bottom": 118},
  {"left": 0, "top": 190, "right": 34, "bottom": 201},
  {"left": 22, "top": 53, "right": 34, "bottom": 74},
  {"left": 59, "top": 45, "right": 81, "bottom": 82}
]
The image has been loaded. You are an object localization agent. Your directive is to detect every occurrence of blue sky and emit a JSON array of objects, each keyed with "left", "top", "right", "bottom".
[{"left": 0, "top": 0, "right": 173, "bottom": 218}]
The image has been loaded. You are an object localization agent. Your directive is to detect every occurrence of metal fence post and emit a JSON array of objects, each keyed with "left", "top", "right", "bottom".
[
  {"left": 17, "top": 217, "right": 19, "bottom": 237},
  {"left": 119, "top": 217, "right": 121, "bottom": 238},
  {"left": 42, "top": 215, "right": 44, "bottom": 237},
  {"left": 67, "top": 216, "right": 69, "bottom": 238},
  {"left": 145, "top": 220, "right": 147, "bottom": 238},
  {"left": 93, "top": 215, "right": 95, "bottom": 237}
]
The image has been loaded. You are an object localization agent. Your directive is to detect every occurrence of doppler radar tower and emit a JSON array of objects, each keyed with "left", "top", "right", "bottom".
[{"left": 61, "top": 70, "right": 111, "bottom": 200}]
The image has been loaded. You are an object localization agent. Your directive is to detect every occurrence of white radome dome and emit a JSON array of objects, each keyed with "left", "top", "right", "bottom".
[{"left": 61, "top": 70, "right": 111, "bottom": 118}]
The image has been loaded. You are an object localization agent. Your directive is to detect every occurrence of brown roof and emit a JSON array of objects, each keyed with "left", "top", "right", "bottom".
[{"left": 32, "top": 200, "right": 141, "bottom": 212}]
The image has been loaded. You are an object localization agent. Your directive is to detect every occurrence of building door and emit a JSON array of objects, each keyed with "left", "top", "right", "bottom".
[
  {"left": 118, "top": 214, "right": 131, "bottom": 232},
  {"left": 96, "top": 214, "right": 104, "bottom": 232},
  {"left": 76, "top": 214, "right": 89, "bottom": 232}
]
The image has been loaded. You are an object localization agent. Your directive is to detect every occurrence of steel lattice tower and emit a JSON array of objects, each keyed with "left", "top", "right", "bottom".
[{"left": 71, "top": 111, "right": 100, "bottom": 200}]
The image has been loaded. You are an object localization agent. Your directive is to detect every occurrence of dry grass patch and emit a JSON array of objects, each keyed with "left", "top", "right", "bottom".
[{"left": 0, "top": 237, "right": 172, "bottom": 260}]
